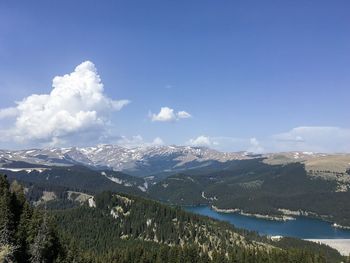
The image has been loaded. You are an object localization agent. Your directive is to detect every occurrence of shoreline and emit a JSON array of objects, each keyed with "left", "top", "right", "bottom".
[
  {"left": 211, "top": 205, "right": 350, "bottom": 228},
  {"left": 332, "top": 223, "right": 350, "bottom": 230},
  {"left": 305, "top": 239, "right": 350, "bottom": 256},
  {"left": 211, "top": 205, "right": 295, "bottom": 221}
]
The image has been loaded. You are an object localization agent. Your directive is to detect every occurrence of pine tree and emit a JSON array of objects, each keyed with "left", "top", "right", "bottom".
[
  {"left": 0, "top": 177, "right": 16, "bottom": 263},
  {"left": 29, "top": 214, "right": 49, "bottom": 263}
]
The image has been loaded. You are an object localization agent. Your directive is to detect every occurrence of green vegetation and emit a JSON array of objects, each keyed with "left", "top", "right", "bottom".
[
  {"left": 0, "top": 175, "right": 64, "bottom": 262},
  {"left": 5, "top": 158, "right": 350, "bottom": 227},
  {"left": 3, "top": 165, "right": 146, "bottom": 197},
  {"left": 52, "top": 191, "right": 345, "bottom": 263},
  {"left": 1, "top": 174, "right": 346, "bottom": 262},
  {"left": 150, "top": 159, "right": 350, "bottom": 226}
]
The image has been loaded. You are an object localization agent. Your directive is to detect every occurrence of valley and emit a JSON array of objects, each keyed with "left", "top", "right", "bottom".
[
  {"left": 1, "top": 174, "right": 345, "bottom": 262},
  {"left": 1, "top": 145, "right": 350, "bottom": 261},
  {"left": 185, "top": 206, "right": 350, "bottom": 239},
  {"left": 2, "top": 145, "right": 350, "bottom": 231}
]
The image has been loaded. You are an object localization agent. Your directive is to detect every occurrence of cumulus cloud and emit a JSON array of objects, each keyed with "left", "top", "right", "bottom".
[
  {"left": 150, "top": 107, "right": 191, "bottom": 122},
  {"left": 0, "top": 61, "right": 129, "bottom": 147},
  {"left": 188, "top": 135, "right": 212, "bottom": 147},
  {"left": 151, "top": 107, "right": 176, "bottom": 122},
  {"left": 248, "top": 137, "right": 264, "bottom": 153},
  {"left": 0, "top": 107, "right": 18, "bottom": 119},
  {"left": 152, "top": 137, "right": 164, "bottom": 145},
  {"left": 187, "top": 135, "right": 248, "bottom": 151},
  {"left": 116, "top": 135, "right": 164, "bottom": 148},
  {"left": 177, "top": 111, "right": 192, "bottom": 119},
  {"left": 270, "top": 126, "right": 350, "bottom": 153},
  {"left": 186, "top": 126, "right": 350, "bottom": 153},
  {"left": 116, "top": 127, "right": 350, "bottom": 153}
]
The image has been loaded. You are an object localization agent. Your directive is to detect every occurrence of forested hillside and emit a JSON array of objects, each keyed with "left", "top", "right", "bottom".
[
  {"left": 2, "top": 165, "right": 147, "bottom": 197},
  {"left": 4, "top": 156, "right": 350, "bottom": 229},
  {"left": 52, "top": 190, "right": 345, "bottom": 263},
  {"left": 1, "top": 174, "right": 346, "bottom": 263},
  {"left": 150, "top": 159, "right": 350, "bottom": 226},
  {"left": 4, "top": 157, "right": 350, "bottom": 227},
  {"left": 0, "top": 175, "right": 64, "bottom": 262}
]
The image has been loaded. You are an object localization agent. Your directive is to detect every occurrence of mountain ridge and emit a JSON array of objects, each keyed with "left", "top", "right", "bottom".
[
  {"left": 2, "top": 144, "right": 348, "bottom": 177},
  {"left": 0, "top": 145, "right": 252, "bottom": 176}
]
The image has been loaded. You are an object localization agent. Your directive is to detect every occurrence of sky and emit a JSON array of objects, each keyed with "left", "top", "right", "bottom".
[{"left": 0, "top": 0, "right": 349, "bottom": 152}]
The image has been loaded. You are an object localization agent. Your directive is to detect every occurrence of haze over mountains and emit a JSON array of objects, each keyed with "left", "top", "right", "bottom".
[
  {"left": 0, "top": 145, "right": 252, "bottom": 175},
  {"left": 1, "top": 144, "right": 347, "bottom": 177},
  {"left": 2, "top": 145, "right": 350, "bottom": 226}
]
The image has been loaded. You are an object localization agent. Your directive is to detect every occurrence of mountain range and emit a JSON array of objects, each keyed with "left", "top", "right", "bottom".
[
  {"left": 0, "top": 145, "right": 253, "bottom": 177},
  {"left": 1, "top": 144, "right": 350, "bottom": 227},
  {"left": 2, "top": 144, "right": 347, "bottom": 177},
  {"left": 1, "top": 144, "right": 350, "bottom": 262}
]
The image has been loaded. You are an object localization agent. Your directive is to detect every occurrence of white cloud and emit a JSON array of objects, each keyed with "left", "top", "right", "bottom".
[
  {"left": 177, "top": 111, "right": 192, "bottom": 119},
  {"left": 270, "top": 126, "right": 350, "bottom": 153},
  {"left": 187, "top": 135, "right": 247, "bottom": 151},
  {"left": 186, "top": 127, "right": 350, "bottom": 153},
  {"left": 116, "top": 135, "right": 164, "bottom": 148},
  {"left": 151, "top": 107, "right": 176, "bottom": 122},
  {"left": 116, "top": 135, "right": 144, "bottom": 147},
  {"left": 248, "top": 137, "right": 264, "bottom": 153},
  {"left": 188, "top": 135, "right": 212, "bottom": 147},
  {"left": 152, "top": 137, "right": 164, "bottom": 145},
  {"left": 0, "top": 61, "right": 129, "bottom": 147},
  {"left": 0, "top": 107, "right": 18, "bottom": 119},
  {"left": 150, "top": 107, "right": 192, "bottom": 122}
]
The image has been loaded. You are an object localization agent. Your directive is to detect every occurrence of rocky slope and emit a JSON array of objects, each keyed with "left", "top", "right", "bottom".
[{"left": 0, "top": 145, "right": 251, "bottom": 176}]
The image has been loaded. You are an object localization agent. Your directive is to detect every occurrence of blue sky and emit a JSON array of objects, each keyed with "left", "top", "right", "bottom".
[{"left": 0, "top": 0, "right": 349, "bottom": 152}]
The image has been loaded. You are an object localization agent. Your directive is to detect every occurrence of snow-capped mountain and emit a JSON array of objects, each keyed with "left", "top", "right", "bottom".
[
  {"left": 0, "top": 145, "right": 251, "bottom": 177},
  {"left": 2, "top": 145, "right": 338, "bottom": 178}
]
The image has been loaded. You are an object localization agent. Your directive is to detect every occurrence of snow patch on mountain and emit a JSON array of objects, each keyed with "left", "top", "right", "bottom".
[{"left": 0, "top": 145, "right": 251, "bottom": 176}]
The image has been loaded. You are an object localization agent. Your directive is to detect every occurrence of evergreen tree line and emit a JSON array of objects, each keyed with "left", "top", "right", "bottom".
[
  {"left": 0, "top": 175, "right": 63, "bottom": 262},
  {"left": 53, "top": 191, "right": 346, "bottom": 263},
  {"left": 1, "top": 174, "right": 348, "bottom": 263}
]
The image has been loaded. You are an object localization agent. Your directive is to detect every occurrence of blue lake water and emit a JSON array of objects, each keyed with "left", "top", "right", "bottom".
[{"left": 185, "top": 206, "right": 350, "bottom": 239}]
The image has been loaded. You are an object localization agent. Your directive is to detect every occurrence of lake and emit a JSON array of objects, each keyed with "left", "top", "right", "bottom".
[{"left": 185, "top": 206, "right": 350, "bottom": 239}]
